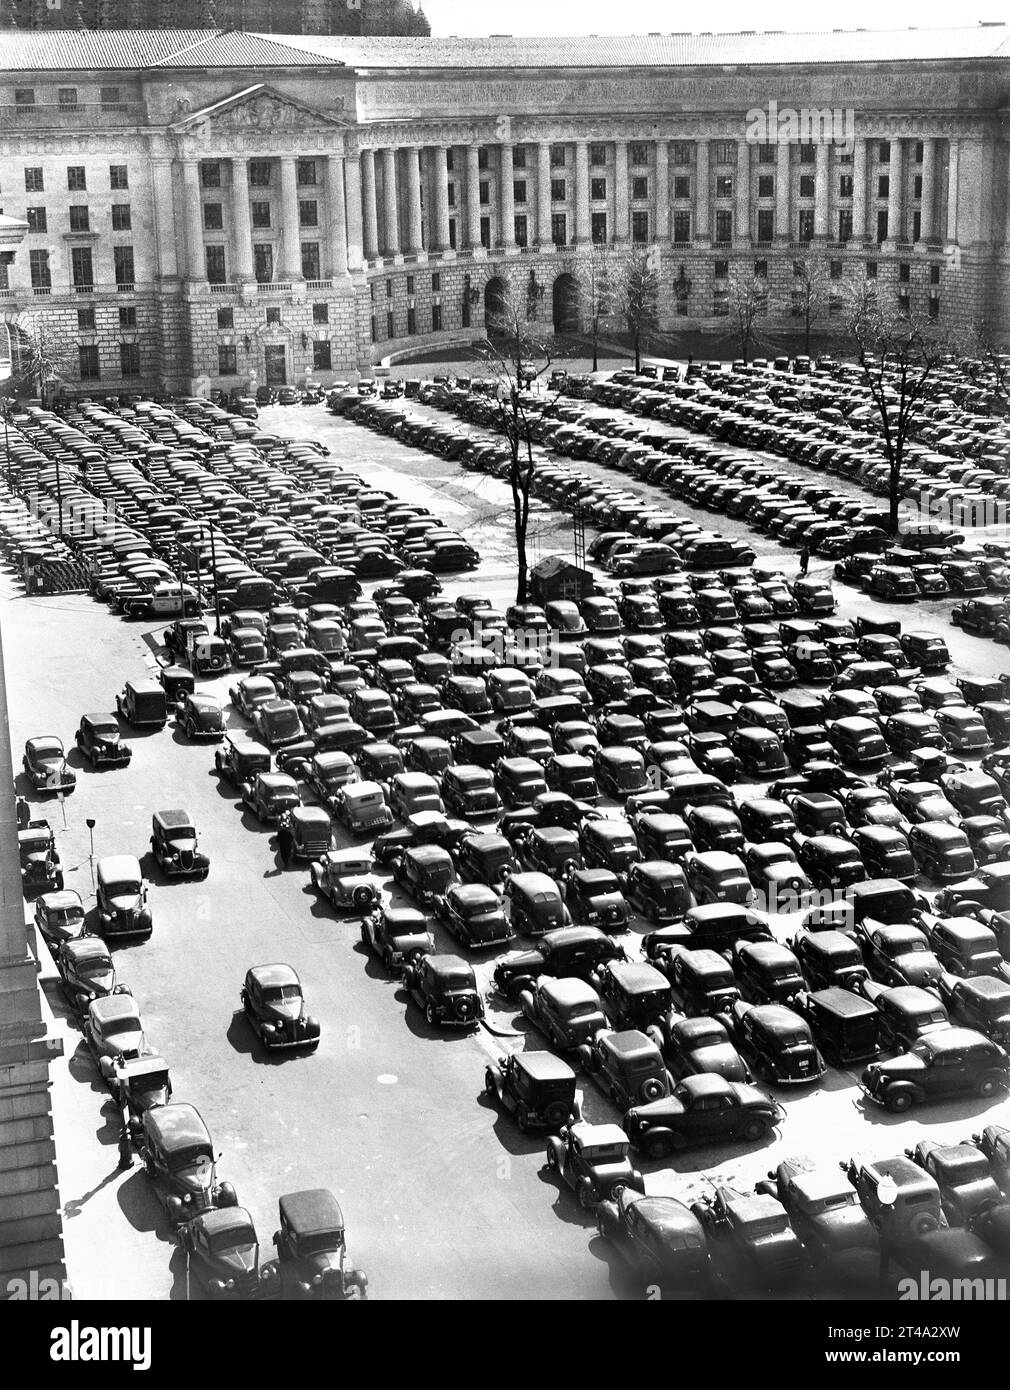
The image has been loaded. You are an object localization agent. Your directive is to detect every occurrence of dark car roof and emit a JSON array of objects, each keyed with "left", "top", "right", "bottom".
[
  {"left": 426, "top": 953, "right": 476, "bottom": 981},
  {"left": 542, "top": 976, "right": 600, "bottom": 1007},
  {"left": 145, "top": 1102, "right": 210, "bottom": 1150},
  {"left": 279, "top": 1188, "right": 344, "bottom": 1237},
  {"left": 153, "top": 809, "right": 194, "bottom": 829},
  {"left": 407, "top": 843, "right": 454, "bottom": 866},
  {"left": 808, "top": 987, "right": 878, "bottom": 1019},
  {"left": 607, "top": 961, "right": 670, "bottom": 993},
  {"left": 601, "top": 1028, "right": 658, "bottom": 1058},
  {"left": 514, "top": 1051, "right": 575, "bottom": 1082},
  {"left": 678, "top": 1073, "right": 734, "bottom": 1100}
]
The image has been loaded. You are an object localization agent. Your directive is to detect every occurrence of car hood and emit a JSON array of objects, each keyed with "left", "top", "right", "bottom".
[
  {"left": 463, "top": 911, "right": 510, "bottom": 940},
  {"left": 108, "top": 894, "right": 143, "bottom": 912},
  {"left": 896, "top": 954, "right": 943, "bottom": 986},
  {"left": 214, "top": 1243, "right": 259, "bottom": 1274},
  {"left": 691, "top": 1043, "right": 749, "bottom": 1079},
  {"left": 813, "top": 1205, "right": 880, "bottom": 1250},
  {"left": 870, "top": 1054, "right": 927, "bottom": 1079},
  {"left": 264, "top": 1001, "right": 303, "bottom": 1022},
  {"left": 77, "top": 969, "right": 115, "bottom": 996}
]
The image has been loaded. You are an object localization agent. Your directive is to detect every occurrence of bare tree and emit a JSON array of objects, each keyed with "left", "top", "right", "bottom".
[
  {"left": 10, "top": 311, "right": 72, "bottom": 405},
  {"left": 612, "top": 245, "right": 659, "bottom": 374},
  {"left": 959, "top": 321, "right": 1010, "bottom": 416},
  {"left": 791, "top": 253, "right": 832, "bottom": 356},
  {"left": 726, "top": 267, "right": 767, "bottom": 365},
  {"left": 479, "top": 285, "right": 553, "bottom": 604},
  {"left": 846, "top": 281, "right": 950, "bottom": 536},
  {"left": 573, "top": 243, "right": 614, "bottom": 373}
]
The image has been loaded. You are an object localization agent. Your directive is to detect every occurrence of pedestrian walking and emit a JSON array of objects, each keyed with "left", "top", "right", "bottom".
[
  {"left": 799, "top": 546, "right": 811, "bottom": 576},
  {"left": 277, "top": 820, "right": 294, "bottom": 866}
]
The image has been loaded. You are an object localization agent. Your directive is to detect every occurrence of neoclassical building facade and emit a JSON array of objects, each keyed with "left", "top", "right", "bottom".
[{"left": 1, "top": 26, "right": 1009, "bottom": 394}]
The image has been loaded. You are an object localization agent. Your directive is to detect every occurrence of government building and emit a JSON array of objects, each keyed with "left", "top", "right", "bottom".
[{"left": 1, "top": 25, "right": 1009, "bottom": 397}]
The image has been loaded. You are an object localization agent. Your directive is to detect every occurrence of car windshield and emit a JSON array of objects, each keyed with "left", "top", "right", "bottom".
[
  {"left": 77, "top": 955, "right": 113, "bottom": 978},
  {"left": 50, "top": 907, "right": 85, "bottom": 927},
  {"left": 264, "top": 709, "right": 300, "bottom": 738},
  {"left": 169, "top": 1143, "right": 213, "bottom": 1172},
  {"left": 21, "top": 834, "right": 49, "bottom": 852},
  {"left": 206, "top": 1221, "right": 257, "bottom": 1254},
  {"left": 581, "top": 1143, "right": 626, "bottom": 1161},
  {"left": 130, "top": 1070, "right": 170, "bottom": 1099},
  {"left": 262, "top": 985, "right": 302, "bottom": 1002},
  {"left": 93, "top": 722, "right": 119, "bottom": 738},
  {"left": 293, "top": 1229, "right": 342, "bottom": 1256},
  {"left": 108, "top": 1018, "right": 143, "bottom": 1040},
  {"left": 441, "top": 972, "right": 475, "bottom": 992},
  {"left": 104, "top": 881, "right": 141, "bottom": 898},
  {"left": 163, "top": 825, "right": 196, "bottom": 843}
]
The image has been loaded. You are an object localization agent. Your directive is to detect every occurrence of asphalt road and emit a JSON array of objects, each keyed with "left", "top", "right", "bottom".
[{"left": 10, "top": 399, "right": 1010, "bottom": 1302}]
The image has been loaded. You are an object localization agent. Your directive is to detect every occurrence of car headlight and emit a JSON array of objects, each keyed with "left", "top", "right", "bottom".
[{"left": 311, "top": 1274, "right": 323, "bottom": 1286}]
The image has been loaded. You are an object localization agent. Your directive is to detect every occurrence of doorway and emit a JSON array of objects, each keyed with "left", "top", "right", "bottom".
[{"left": 264, "top": 345, "right": 287, "bottom": 386}]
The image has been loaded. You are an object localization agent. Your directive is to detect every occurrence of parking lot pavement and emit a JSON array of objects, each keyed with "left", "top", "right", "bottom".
[{"left": 12, "top": 400, "right": 1010, "bottom": 1301}]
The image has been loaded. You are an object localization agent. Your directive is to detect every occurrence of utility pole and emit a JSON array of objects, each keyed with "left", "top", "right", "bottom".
[{"left": 207, "top": 523, "right": 221, "bottom": 635}]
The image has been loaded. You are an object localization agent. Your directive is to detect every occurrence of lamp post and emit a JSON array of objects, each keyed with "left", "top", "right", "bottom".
[
  {"left": 205, "top": 521, "right": 221, "bottom": 636},
  {"left": 877, "top": 1173, "right": 897, "bottom": 1292}
]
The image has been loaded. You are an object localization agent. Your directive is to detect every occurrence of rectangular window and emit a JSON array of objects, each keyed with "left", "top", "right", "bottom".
[
  {"left": 551, "top": 178, "right": 566, "bottom": 202},
  {"left": 913, "top": 175, "right": 922, "bottom": 200},
  {"left": 250, "top": 161, "right": 272, "bottom": 187},
  {"left": 630, "top": 142, "right": 649, "bottom": 166},
  {"left": 370, "top": 315, "right": 377, "bottom": 343},
  {"left": 716, "top": 176, "right": 733, "bottom": 198},
  {"left": 590, "top": 176, "right": 606, "bottom": 201},
  {"left": 405, "top": 274, "right": 415, "bottom": 294},
  {"left": 799, "top": 175, "right": 814, "bottom": 199},
  {"left": 299, "top": 200, "right": 318, "bottom": 227},
  {"left": 69, "top": 205, "right": 90, "bottom": 232},
  {"left": 550, "top": 144, "right": 566, "bottom": 167},
  {"left": 217, "top": 307, "right": 233, "bottom": 329},
  {"left": 930, "top": 264, "right": 941, "bottom": 285},
  {"left": 218, "top": 344, "right": 238, "bottom": 375},
  {"left": 591, "top": 211, "right": 607, "bottom": 244},
  {"left": 266, "top": 307, "right": 281, "bottom": 326},
  {"left": 71, "top": 246, "right": 93, "bottom": 287},
  {"left": 446, "top": 149, "right": 454, "bottom": 171},
  {"left": 206, "top": 245, "right": 227, "bottom": 284},
  {"left": 757, "top": 143, "right": 776, "bottom": 164},
  {"left": 631, "top": 176, "right": 648, "bottom": 201},
  {"left": 29, "top": 249, "right": 51, "bottom": 289},
  {"left": 100, "top": 86, "right": 123, "bottom": 110},
  {"left": 448, "top": 218, "right": 456, "bottom": 250},
  {"left": 313, "top": 301, "right": 329, "bottom": 324},
  {"left": 839, "top": 174, "right": 853, "bottom": 199},
  {"left": 713, "top": 141, "right": 735, "bottom": 164},
  {"left": 25, "top": 167, "right": 43, "bottom": 193},
  {"left": 756, "top": 208, "right": 774, "bottom": 242},
  {"left": 914, "top": 141, "right": 924, "bottom": 163},
  {"left": 897, "top": 291, "right": 910, "bottom": 317},
  {"left": 590, "top": 143, "right": 607, "bottom": 166},
  {"left": 301, "top": 243, "right": 320, "bottom": 280},
  {"left": 673, "top": 210, "right": 691, "bottom": 244},
  {"left": 830, "top": 259, "right": 843, "bottom": 280},
  {"left": 111, "top": 204, "right": 132, "bottom": 231},
  {"left": 754, "top": 259, "right": 767, "bottom": 278},
  {"left": 14, "top": 88, "right": 35, "bottom": 110},
  {"left": 714, "top": 259, "right": 729, "bottom": 278},
  {"left": 551, "top": 212, "right": 567, "bottom": 246},
  {"left": 253, "top": 245, "right": 273, "bottom": 282},
  {"left": 386, "top": 310, "right": 394, "bottom": 337},
  {"left": 203, "top": 203, "right": 223, "bottom": 230},
  {"left": 799, "top": 143, "right": 816, "bottom": 165},
  {"left": 866, "top": 259, "right": 878, "bottom": 278},
  {"left": 386, "top": 279, "right": 393, "bottom": 298},
  {"left": 119, "top": 343, "right": 140, "bottom": 378},
  {"left": 757, "top": 175, "right": 773, "bottom": 199},
  {"left": 58, "top": 87, "right": 78, "bottom": 111},
  {"left": 431, "top": 302, "right": 442, "bottom": 330},
  {"left": 514, "top": 213, "right": 528, "bottom": 248},
  {"left": 407, "top": 306, "right": 417, "bottom": 335},
  {"left": 898, "top": 261, "right": 910, "bottom": 283},
  {"left": 109, "top": 164, "right": 128, "bottom": 190},
  {"left": 296, "top": 160, "right": 317, "bottom": 186},
  {"left": 26, "top": 207, "right": 46, "bottom": 233},
  {"left": 431, "top": 272, "right": 440, "bottom": 291},
  {"left": 313, "top": 339, "right": 332, "bottom": 369},
  {"left": 672, "top": 176, "right": 690, "bottom": 201},
  {"left": 877, "top": 175, "right": 889, "bottom": 198},
  {"left": 447, "top": 183, "right": 456, "bottom": 207},
  {"left": 479, "top": 181, "right": 490, "bottom": 206},
  {"left": 77, "top": 307, "right": 95, "bottom": 330},
  {"left": 715, "top": 210, "right": 732, "bottom": 244},
  {"left": 78, "top": 344, "right": 100, "bottom": 379},
  {"left": 477, "top": 148, "right": 488, "bottom": 170},
  {"left": 672, "top": 142, "right": 691, "bottom": 165},
  {"left": 713, "top": 291, "right": 729, "bottom": 316},
  {"left": 798, "top": 209, "right": 815, "bottom": 242},
  {"left": 913, "top": 210, "right": 921, "bottom": 242},
  {"left": 631, "top": 210, "right": 649, "bottom": 243},
  {"left": 878, "top": 140, "right": 890, "bottom": 162},
  {"left": 929, "top": 295, "right": 939, "bottom": 322},
  {"left": 480, "top": 215, "right": 491, "bottom": 249},
  {"left": 838, "top": 209, "right": 853, "bottom": 243},
  {"left": 876, "top": 209, "right": 888, "bottom": 243},
  {"left": 251, "top": 201, "right": 271, "bottom": 228},
  {"left": 201, "top": 162, "right": 221, "bottom": 189},
  {"left": 511, "top": 146, "right": 525, "bottom": 169},
  {"left": 118, "top": 305, "right": 137, "bottom": 328},
  {"left": 513, "top": 179, "right": 527, "bottom": 204}
]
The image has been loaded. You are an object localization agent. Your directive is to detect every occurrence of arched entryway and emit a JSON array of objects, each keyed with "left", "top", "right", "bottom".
[
  {"left": 484, "top": 277, "right": 508, "bottom": 336},
  {"left": 552, "top": 273, "right": 580, "bottom": 335}
]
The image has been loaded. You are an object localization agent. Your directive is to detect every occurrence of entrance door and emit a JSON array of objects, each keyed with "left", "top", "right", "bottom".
[{"left": 264, "top": 345, "right": 287, "bottom": 386}]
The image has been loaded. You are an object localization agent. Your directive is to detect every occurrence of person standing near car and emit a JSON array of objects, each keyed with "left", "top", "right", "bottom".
[
  {"left": 277, "top": 815, "right": 294, "bottom": 867},
  {"left": 799, "top": 545, "right": 811, "bottom": 576}
]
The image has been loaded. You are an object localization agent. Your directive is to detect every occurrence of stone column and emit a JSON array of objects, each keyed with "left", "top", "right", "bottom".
[
  {"left": 181, "top": 158, "right": 205, "bottom": 282},
  {"left": 851, "top": 137, "right": 867, "bottom": 244},
  {"left": 814, "top": 142, "right": 830, "bottom": 239},
  {"left": 945, "top": 139, "right": 959, "bottom": 244},
  {"left": 614, "top": 139, "right": 629, "bottom": 243},
  {"left": 499, "top": 143, "right": 516, "bottom": 250},
  {"left": 465, "top": 143, "right": 482, "bottom": 248},
  {"left": 574, "top": 140, "right": 590, "bottom": 245},
  {"left": 430, "top": 145, "right": 450, "bottom": 252},
  {"left": 278, "top": 155, "right": 303, "bottom": 280},
  {"left": 361, "top": 148, "right": 379, "bottom": 262},
  {"left": 735, "top": 140, "right": 751, "bottom": 246},
  {"left": 537, "top": 142, "right": 552, "bottom": 246},
  {"left": 380, "top": 147, "right": 400, "bottom": 255},
  {"left": 230, "top": 156, "right": 254, "bottom": 283},
  {"left": 694, "top": 139, "right": 710, "bottom": 243},
  {"left": 151, "top": 157, "right": 179, "bottom": 281},
  {"left": 886, "top": 137, "right": 904, "bottom": 247},
  {"left": 1004, "top": 146, "right": 1010, "bottom": 246},
  {"left": 918, "top": 138, "right": 936, "bottom": 245},
  {"left": 775, "top": 140, "right": 790, "bottom": 242},
  {"left": 403, "top": 146, "right": 422, "bottom": 254},
  {"left": 326, "top": 153, "right": 349, "bottom": 278},
  {"left": 654, "top": 139, "right": 669, "bottom": 243},
  {"left": 344, "top": 152, "right": 363, "bottom": 272}
]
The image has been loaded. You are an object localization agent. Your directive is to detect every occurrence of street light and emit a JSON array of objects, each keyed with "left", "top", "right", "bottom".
[
  {"left": 205, "top": 521, "right": 221, "bottom": 636},
  {"left": 877, "top": 1173, "right": 898, "bottom": 1292}
]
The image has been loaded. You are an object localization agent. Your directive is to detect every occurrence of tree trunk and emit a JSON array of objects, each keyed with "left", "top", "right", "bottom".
[
  {"left": 889, "top": 452, "right": 901, "bottom": 536},
  {"left": 515, "top": 555, "right": 528, "bottom": 605},
  {"left": 634, "top": 332, "right": 641, "bottom": 373}
]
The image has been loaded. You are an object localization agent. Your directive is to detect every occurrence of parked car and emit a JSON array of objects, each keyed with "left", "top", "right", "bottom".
[
  {"left": 150, "top": 809, "right": 209, "bottom": 879},
  {"left": 484, "top": 1051, "right": 581, "bottom": 1132},
  {"left": 402, "top": 953, "right": 484, "bottom": 1027},
  {"left": 624, "top": 1074, "right": 783, "bottom": 1158},
  {"left": 861, "top": 1024, "right": 1010, "bottom": 1112},
  {"left": 545, "top": 1122, "right": 645, "bottom": 1209},
  {"left": 271, "top": 1189, "right": 368, "bottom": 1301}
]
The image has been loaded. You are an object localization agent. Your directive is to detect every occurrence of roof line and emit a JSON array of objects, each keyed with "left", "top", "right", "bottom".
[{"left": 149, "top": 27, "right": 229, "bottom": 68}]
